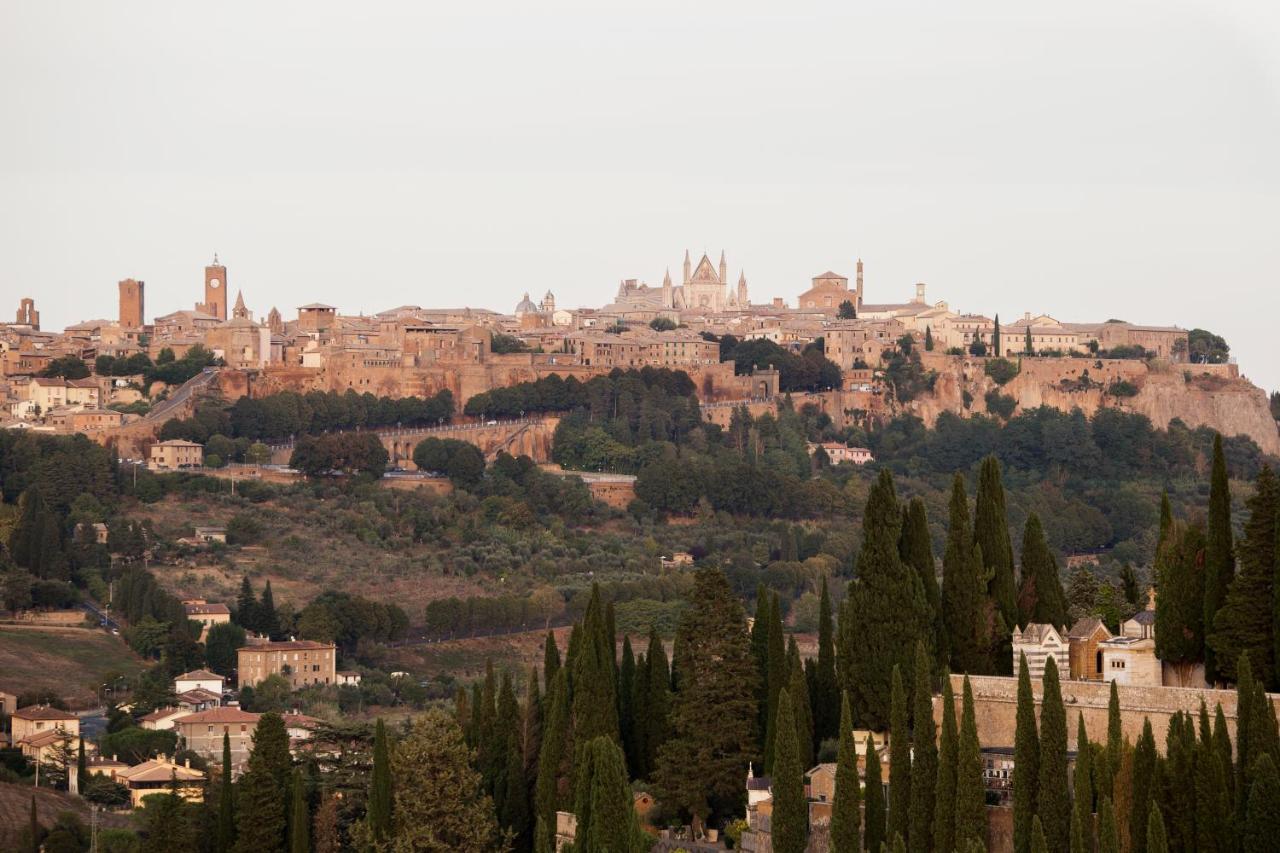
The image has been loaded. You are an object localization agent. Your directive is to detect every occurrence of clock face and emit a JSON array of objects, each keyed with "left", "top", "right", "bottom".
[{"left": 209, "top": 278, "right": 221, "bottom": 289}]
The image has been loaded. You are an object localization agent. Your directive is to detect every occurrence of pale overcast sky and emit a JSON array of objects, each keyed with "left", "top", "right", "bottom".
[{"left": 2, "top": 1, "right": 1279, "bottom": 392}]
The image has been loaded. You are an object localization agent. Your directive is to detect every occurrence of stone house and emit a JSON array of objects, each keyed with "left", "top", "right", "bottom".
[
  {"left": 149, "top": 438, "right": 204, "bottom": 470},
  {"left": 11, "top": 705, "right": 82, "bottom": 764},
  {"left": 140, "top": 707, "right": 189, "bottom": 732},
  {"left": 1067, "top": 617, "right": 1112, "bottom": 682},
  {"left": 176, "top": 707, "right": 261, "bottom": 773},
  {"left": 173, "top": 668, "right": 226, "bottom": 696},
  {"left": 236, "top": 639, "right": 337, "bottom": 690},
  {"left": 117, "top": 755, "right": 205, "bottom": 807}
]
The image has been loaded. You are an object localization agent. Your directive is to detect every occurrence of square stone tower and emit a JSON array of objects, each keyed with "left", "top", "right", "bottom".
[
  {"left": 200, "top": 256, "right": 227, "bottom": 321},
  {"left": 118, "top": 278, "right": 145, "bottom": 328}
]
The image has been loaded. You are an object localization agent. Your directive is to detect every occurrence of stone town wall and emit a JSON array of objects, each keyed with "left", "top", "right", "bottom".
[{"left": 939, "top": 674, "right": 1280, "bottom": 753}]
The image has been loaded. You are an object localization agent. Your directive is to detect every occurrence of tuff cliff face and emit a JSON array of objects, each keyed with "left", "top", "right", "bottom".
[{"left": 902, "top": 353, "right": 1280, "bottom": 456}]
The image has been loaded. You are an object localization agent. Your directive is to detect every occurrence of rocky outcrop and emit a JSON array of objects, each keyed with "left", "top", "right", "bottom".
[{"left": 905, "top": 353, "right": 1280, "bottom": 456}]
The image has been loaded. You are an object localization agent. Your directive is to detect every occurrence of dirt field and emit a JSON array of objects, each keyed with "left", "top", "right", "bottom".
[{"left": 0, "top": 626, "right": 145, "bottom": 708}]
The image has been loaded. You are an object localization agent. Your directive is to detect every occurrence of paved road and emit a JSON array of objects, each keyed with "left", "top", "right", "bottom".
[
  {"left": 80, "top": 599, "right": 120, "bottom": 631},
  {"left": 139, "top": 367, "right": 218, "bottom": 424}
]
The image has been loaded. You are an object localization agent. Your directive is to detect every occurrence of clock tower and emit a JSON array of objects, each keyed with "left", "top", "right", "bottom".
[{"left": 201, "top": 254, "right": 227, "bottom": 321}]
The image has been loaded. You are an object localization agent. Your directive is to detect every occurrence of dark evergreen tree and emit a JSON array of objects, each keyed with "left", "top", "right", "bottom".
[
  {"left": 1244, "top": 753, "right": 1280, "bottom": 853},
  {"left": 1037, "top": 657, "right": 1070, "bottom": 853},
  {"left": 925, "top": 325, "right": 935, "bottom": 351},
  {"left": 772, "top": 690, "right": 808, "bottom": 853},
  {"left": 535, "top": 669, "right": 571, "bottom": 853},
  {"left": 765, "top": 593, "right": 787, "bottom": 771},
  {"left": 502, "top": 739, "right": 533, "bottom": 852},
  {"left": 288, "top": 769, "right": 308, "bottom": 853},
  {"left": 543, "top": 630, "right": 560, "bottom": 696},
  {"left": 888, "top": 666, "right": 911, "bottom": 847},
  {"left": 234, "top": 713, "right": 290, "bottom": 853},
  {"left": 830, "top": 692, "right": 861, "bottom": 853},
  {"left": 368, "top": 718, "right": 392, "bottom": 843},
  {"left": 974, "top": 456, "right": 1017, "bottom": 667},
  {"left": 576, "top": 737, "right": 645, "bottom": 853},
  {"left": 1147, "top": 806, "right": 1169, "bottom": 853},
  {"left": 1193, "top": 732, "right": 1230, "bottom": 853},
  {"left": 1212, "top": 703, "right": 1234, "bottom": 809},
  {"left": 1162, "top": 712, "right": 1197, "bottom": 853},
  {"left": 1155, "top": 519, "right": 1207, "bottom": 676},
  {"left": 76, "top": 737, "right": 88, "bottom": 794},
  {"left": 752, "top": 583, "right": 771, "bottom": 758},
  {"left": 1032, "top": 816, "right": 1048, "bottom": 853},
  {"left": 235, "top": 575, "right": 258, "bottom": 633},
  {"left": 1072, "top": 715, "right": 1093, "bottom": 853},
  {"left": 942, "top": 474, "right": 988, "bottom": 674},
  {"left": 955, "top": 676, "right": 986, "bottom": 851},
  {"left": 1131, "top": 720, "right": 1157, "bottom": 853},
  {"left": 619, "top": 636, "right": 638, "bottom": 773},
  {"left": 1209, "top": 466, "right": 1278, "bottom": 684},
  {"left": 258, "top": 580, "right": 280, "bottom": 640},
  {"left": 217, "top": 732, "right": 236, "bottom": 853},
  {"left": 993, "top": 315, "right": 1002, "bottom": 355},
  {"left": 908, "top": 641, "right": 937, "bottom": 853},
  {"left": 1014, "top": 653, "right": 1040, "bottom": 853},
  {"left": 522, "top": 666, "right": 544, "bottom": 795},
  {"left": 1016, "top": 513, "right": 1068, "bottom": 629},
  {"left": 492, "top": 672, "right": 521, "bottom": 819},
  {"left": 865, "top": 732, "right": 886, "bottom": 853},
  {"left": 1102, "top": 679, "right": 1122, "bottom": 800},
  {"left": 901, "top": 497, "right": 942, "bottom": 661},
  {"left": 934, "top": 678, "right": 959, "bottom": 853},
  {"left": 1204, "top": 433, "right": 1235, "bottom": 685},
  {"left": 654, "top": 569, "right": 757, "bottom": 835},
  {"left": 641, "top": 625, "right": 672, "bottom": 778},
  {"left": 1099, "top": 796, "right": 1120, "bottom": 853},
  {"left": 572, "top": 585, "right": 620, "bottom": 746},
  {"left": 788, "top": 649, "right": 815, "bottom": 770},
  {"left": 840, "top": 469, "right": 929, "bottom": 728},
  {"left": 816, "top": 576, "right": 840, "bottom": 743}
]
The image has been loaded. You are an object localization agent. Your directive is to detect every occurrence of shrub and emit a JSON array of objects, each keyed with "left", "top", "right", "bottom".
[
  {"left": 983, "top": 357, "right": 1019, "bottom": 385},
  {"left": 984, "top": 390, "right": 1017, "bottom": 419},
  {"left": 1108, "top": 380, "right": 1140, "bottom": 398}
]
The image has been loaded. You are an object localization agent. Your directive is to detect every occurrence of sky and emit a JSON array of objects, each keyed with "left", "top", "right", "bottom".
[{"left": 2, "top": 1, "right": 1279, "bottom": 392}]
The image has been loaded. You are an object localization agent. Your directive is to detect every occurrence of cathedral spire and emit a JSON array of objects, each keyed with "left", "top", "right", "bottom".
[
  {"left": 718, "top": 250, "right": 728, "bottom": 287},
  {"left": 683, "top": 249, "right": 692, "bottom": 286}
]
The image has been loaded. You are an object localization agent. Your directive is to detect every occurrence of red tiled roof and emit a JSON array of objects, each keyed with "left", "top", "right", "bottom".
[
  {"left": 174, "top": 669, "right": 225, "bottom": 682},
  {"left": 13, "top": 705, "right": 77, "bottom": 721},
  {"left": 176, "top": 707, "right": 261, "bottom": 725},
  {"left": 140, "top": 707, "right": 186, "bottom": 723},
  {"left": 237, "top": 640, "right": 334, "bottom": 652},
  {"left": 184, "top": 603, "right": 231, "bottom": 616}
]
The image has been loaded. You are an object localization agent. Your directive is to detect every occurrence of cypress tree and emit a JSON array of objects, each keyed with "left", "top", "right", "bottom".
[
  {"left": 1112, "top": 744, "right": 1134, "bottom": 853},
  {"left": 901, "top": 497, "right": 941, "bottom": 660},
  {"left": 772, "top": 690, "right": 808, "bottom": 853},
  {"left": 1193, "top": 733, "right": 1230, "bottom": 853},
  {"left": 752, "top": 583, "right": 772, "bottom": 758},
  {"left": 288, "top": 769, "right": 308, "bottom": 853},
  {"left": 236, "top": 575, "right": 258, "bottom": 632},
  {"left": 1099, "top": 796, "right": 1120, "bottom": 853},
  {"left": 925, "top": 325, "right": 935, "bottom": 351},
  {"left": 1025, "top": 325, "right": 1034, "bottom": 355},
  {"left": 217, "top": 731, "right": 236, "bottom": 853},
  {"left": 1155, "top": 519, "right": 1207, "bottom": 676},
  {"left": 1212, "top": 703, "right": 1234, "bottom": 807},
  {"left": 641, "top": 626, "right": 671, "bottom": 777},
  {"left": 934, "top": 677, "right": 960, "bottom": 853},
  {"left": 788, "top": 651, "right": 815, "bottom": 770},
  {"left": 572, "top": 586, "right": 620, "bottom": 746},
  {"left": 1209, "top": 465, "right": 1278, "bottom": 684},
  {"left": 368, "top": 718, "right": 392, "bottom": 843},
  {"left": 993, "top": 315, "right": 1002, "bottom": 355},
  {"left": 1131, "top": 719, "right": 1157, "bottom": 853},
  {"left": 1017, "top": 513, "right": 1068, "bottom": 629},
  {"left": 955, "top": 676, "right": 986, "bottom": 852},
  {"left": 841, "top": 469, "right": 929, "bottom": 728},
  {"left": 1037, "top": 656, "right": 1070, "bottom": 853},
  {"left": 543, "top": 630, "right": 560, "bottom": 695},
  {"left": 574, "top": 737, "right": 643, "bottom": 853},
  {"left": 1146, "top": 807, "right": 1168, "bottom": 853},
  {"left": 974, "top": 456, "right": 1017, "bottom": 660},
  {"left": 1236, "top": 653, "right": 1257, "bottom": 831},
  {"left": 942, "top": 473, "right": 988, "bottom": 674},
  {"left": 534, "top": 669, "right": 571, "bottom": 853},
  {"left": 76, "top": 737, "right": 87, "bottom": 794},
  {"left": 258, "top": 580, "right": 279, "bottom": 640},
  {"left": 502, "top": 739, "right": 533, "bottom": 852},
  {"left": 619, "top": 636, "right": 637, "bottom": 772},
  {"left": 1244, "top": 753, "right": 1280, "bottom": 853},
  {"left": 865, "top": 732, "right": 886, "bottom": 853},
  {"left": 765, "top": 593, "right": 787, "bottom": 771},
  {"left": 1204, "top": 434, "right": 1235, "bottom": 684},
  {"left": 1070, "top": 806, "right": 1085, "bottom": 853},
  {"left": 908, "top": 642, "right": 937, "bottom": 853},
  {"left": 522, "top": 667, "right": 544, "bottom": 792},
  {"left": 1032, "top": 816, "right": 1049, "bottom": 853},
  {"left": 1246, "top": 676, "right": 1279, "bottom": 787},
  {"left": 1158, "top": 492, "right": 1173, "bottom": 546},
  {"left": 830, "top": 692, "right": 861, "bottom": 853},
  {"left": 888, "top": 666, "right": 911, "bottom": 846},
  {"left": 605, "top": 599, "right": 617, "bottom": 672},
  {"left": 1013, "top": 653, "right": 1040, "bottom": 853},
  {"left": 1072, "top": 715, "right": 1093, "bottom": 853},
  {"left": 1102, "top": 680, "right": 1122, "bottom": 800},
  {"left": 493, "top": 671, "right": 521, "bottom": 816},
  {"left": 816, "top": 577, "right": 840, "bottom": 743},
  {"left": 1162, "top": 713, "right": 1197, "bottom": 852},
  {"left": 234, "top": 714, "right": 290, "bottom": 853}
]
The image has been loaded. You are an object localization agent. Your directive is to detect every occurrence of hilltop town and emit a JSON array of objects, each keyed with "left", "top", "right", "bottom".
[{"left": 4, "top": 251, "right": 1278, "bottom": 461}]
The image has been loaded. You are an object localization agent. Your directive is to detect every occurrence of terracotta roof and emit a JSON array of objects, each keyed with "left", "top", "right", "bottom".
[
  {"left": 183, "top": 603, "right": 231, "bottom": 616},
  {"left": 813, "top": 271, "right": 847, "bottom": 280},
  {"left": 283, "top": 712, "right": 322, "bottom": 729},
  {"left": 20, "top": 729, "right": 77, "bottom": 748},
  {"left": 118, "top": 758, "right": 205, "bottom": 784},
  {"left": 178, "top": 688, "right": 222, "bottom": 704},
  {"left": 13, "top": 705, "right": 77, "bottom": 721},
  {"left": 237, "top": 640, "right": 334, "bottom": 652},
  {"left": 174, "top": 669, "right": 225, "bottom": 682},
  {"left": 140, "top": 707, "right": 187, "bottom": 723},
  {"left": 176, "top": 707, "right": 261, "bottom": 725}
]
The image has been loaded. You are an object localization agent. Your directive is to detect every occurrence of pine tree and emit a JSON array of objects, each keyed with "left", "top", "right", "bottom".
[
  {"left": 888, "top": 666, "right": 911, "bottom": 847},
  {"left": 217, "top": 732, "right": 236, "bottom": 853},
  {"left": 258, "top": 580, "right": 280, "bottom": 640},
  {"left": 788, "top": 651, "right": 815, "bottom": 770},
  {"left": 772, "top": 690, "right": 808, "bottom": 853},
  {"left": 1037, "top": 657, "right": 1070, "bottom": 853},
  {"left": 236, "top": 575, "right": 258, "bottom": 633},
  {"left": 908, "top": 642, "right": 937, "bottom": 853},
  {"left": 368, "top": 717, "right": 392, "bottom": 843},
  {"left": 619, "top": 636, "right": 637, "bottom": 772},
  {"left": 865, "top": 732, "right": 886, "bottom": 853},
  {"left": 1131, "top": 720, "right": 1157, "bottom": 853},
  {"left": 288, "top": 769, "right": 308, "bottom": 853},
  {"left": 1013, "top": 653, "right": 1040, "bottom": 853},
  {"left": 1099, "top": 796, "right": 1120, "bottom": 853},
  {"left": 1204, "top": 433, "right": 1235, "bottom": 685},
  {"left": 942, "top": 474, "right": 988, "bottom": 674},
  {"left": 654, "top": 568, "right": 757, "bottom": 835},
  {"left": 1147, "top": 806, "right": 1169, "bottom": 853},
  {"left": 572, "top": 585, "right": 620, "bottom": 746},
  {"left": 543, "top": 630, "right": 560, "bottom": 695},
  {"left": 765, "top": 592, "right": 787, "bottom": 771},
  {"left": 974, "top": 456, "right": 1017, "bottom": 664},
  {"left": 901, "top": 497, "right": 941, "bottom": 661},
  {"left": 841, "top": 469, "right": 930, "bottom": 728},
  {"left": 955, "top": 676, "right": 987, "bottom": 851},
  {"left": 1155, "top": 519, "right": 1207, "bottom": 675},
  {"left": 1017, "top": 513, "right": 1068, "bottom": 629},
  {"left": 1244, "top": 753, "right": 1280, "bottom": 853},
  {"left": 934, "top": 678, "right": 959, "bottom": 853},
  {"left": 816, "top": 577, "right": 840, "bottom": 743},
  {"left": 830, "top": 692, "right": 861, "bottom": 853},
  {"left": 1209, "top": 465, "right": 1278, "bottom": 684},
  {"left": 1072, "top": 715, "right": 1093, "bottom": 853},
  {"left": 535, "top": 669, "right": 571, "bottom": 853}
]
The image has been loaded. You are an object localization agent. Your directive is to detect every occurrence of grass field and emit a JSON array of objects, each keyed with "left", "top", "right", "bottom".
[
  {"left": 0, "top": 626, "right": 145, "bottom": 708},
  {"left": 0, "top": 781, "right": 132, "bottom": 849}
]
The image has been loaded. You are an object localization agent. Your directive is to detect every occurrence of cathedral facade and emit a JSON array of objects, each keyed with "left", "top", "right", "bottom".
[{"left": 613, "top": 250, "right": 749, "bottom": 313}]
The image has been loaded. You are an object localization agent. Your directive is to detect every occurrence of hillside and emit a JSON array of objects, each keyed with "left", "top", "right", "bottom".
[
  {"left": 0, "top": 626, "right": 146, "bottom": 707},
  {"left": 0, "top": 781, "right": 133, "bottom": 849}
]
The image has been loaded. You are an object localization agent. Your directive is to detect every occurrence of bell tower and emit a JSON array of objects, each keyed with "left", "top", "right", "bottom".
[{"left": 202, "top": 254, "right": 227, "bottom": 321}]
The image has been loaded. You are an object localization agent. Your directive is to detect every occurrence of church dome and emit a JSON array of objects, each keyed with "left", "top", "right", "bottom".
[{"left": 514, "top": 292, "right": 538, "bottom": 316}]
